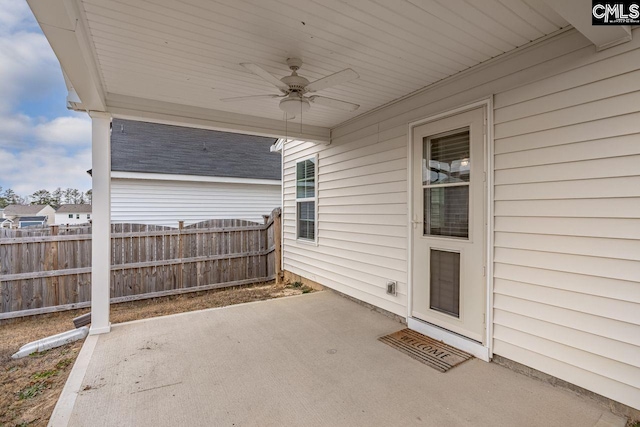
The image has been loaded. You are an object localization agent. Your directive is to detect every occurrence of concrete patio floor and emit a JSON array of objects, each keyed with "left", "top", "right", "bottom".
[{"left": 51, "top": 291, "right": 622, "bottom": 427}]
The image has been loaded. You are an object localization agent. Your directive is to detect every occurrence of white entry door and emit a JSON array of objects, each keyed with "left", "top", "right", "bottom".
[{"left": 411, "top": 107, "right": 486, "bottom": 343}]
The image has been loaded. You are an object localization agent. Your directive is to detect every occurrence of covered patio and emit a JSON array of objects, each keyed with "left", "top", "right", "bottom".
[
  {"left": 50, "top": 291, "right": 616, "bottom": 426},
  {"left": 26, "top": 0, "right": 640, "bottom": 421}
]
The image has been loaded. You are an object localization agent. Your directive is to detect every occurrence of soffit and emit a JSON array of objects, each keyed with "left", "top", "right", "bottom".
[{"left": 80, "top": 0, "right": 568, "bottom": 128}]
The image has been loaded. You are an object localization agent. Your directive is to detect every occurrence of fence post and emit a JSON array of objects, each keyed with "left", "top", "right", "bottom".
[
  {"left": 273, "top": 208, "right": 283, "bottom": 285},
  {"left": 178, "top": 221, "right": 184, "bottom": 289},
  {"left": 48, "top": 225, "right": 60, "bottom": 305}
]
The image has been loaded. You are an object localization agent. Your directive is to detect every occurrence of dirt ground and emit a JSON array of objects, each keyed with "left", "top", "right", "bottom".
[{"left": 0, "top": 281, "right": 314, "bottom": 427}]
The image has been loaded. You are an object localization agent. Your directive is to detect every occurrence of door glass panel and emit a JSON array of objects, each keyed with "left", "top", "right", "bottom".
[
  {"left": 424, "top": 186, "right": 469, "bottom": 238},
  {"left": 423, "top": 130, "right": 470, "bottom": 185},
  {"left": 430, "top": 249, "right": 460, "bottom": 318}
]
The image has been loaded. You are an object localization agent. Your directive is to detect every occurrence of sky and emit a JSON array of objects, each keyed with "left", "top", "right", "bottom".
[{"left": 0, "top": 0, "right": 92, "bottom": 198}]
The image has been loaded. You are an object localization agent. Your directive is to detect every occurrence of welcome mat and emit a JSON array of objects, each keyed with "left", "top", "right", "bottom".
[{"left": 379, "top": 328, "right": 473, "bottom": 372}]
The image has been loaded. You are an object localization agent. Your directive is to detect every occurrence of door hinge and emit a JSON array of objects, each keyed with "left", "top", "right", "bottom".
[{"left": 483, "top": 266, "right": 486, "bottom": 277}]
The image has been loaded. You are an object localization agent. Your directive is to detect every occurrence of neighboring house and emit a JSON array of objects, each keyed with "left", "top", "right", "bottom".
[
  {"left": 0, "top": 218, "right": 13, "bottom": 229},
  {"left": 3, "top": 204, "right": 55, "bottom": 226},
  {"left": 55, "top": 204, "right": 92, "bottom": 225},
  {"left": 17, "top": 216, "right": 48, "bottom": 228},
  {"left": 32, "top": 1, "right": 640, "bottom": 416},
  {"left": 109, "top": 119, "right": 281, "bottom": 226}
]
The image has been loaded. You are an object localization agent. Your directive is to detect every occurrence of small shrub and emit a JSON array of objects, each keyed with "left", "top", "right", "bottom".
[{"left": 292, "top": 281, "right": 303, "bottom": 288}]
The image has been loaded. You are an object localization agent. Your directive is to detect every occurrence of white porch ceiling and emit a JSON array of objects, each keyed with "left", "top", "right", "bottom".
[{"left": 78, "top": 0, "right": 568, "bottom": 129}]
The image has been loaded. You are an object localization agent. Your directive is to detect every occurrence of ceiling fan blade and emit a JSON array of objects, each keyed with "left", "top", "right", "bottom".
[
  {"left": 308, "top": 96, "right": 360, "bottom": 112},
  {"left": 305, "top": 69, "right": 359, "bottom": 93},
  {"left": 241, "top": 63, "right": 289, "bottom": 92},
  {"left": 220, "top": 94, "right": 283, "bottom": 102}
]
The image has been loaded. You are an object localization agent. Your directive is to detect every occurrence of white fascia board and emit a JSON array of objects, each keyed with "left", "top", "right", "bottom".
[
  {"left": 543, "top": 0, "right": 632, "bottom": 50},
  {"left": 107, "top": 94, "right": 331, "bottom": 145},
  {"left": 111, "top": 171, "right": 281, "bottom": 186},
  {"left": 27, "top": 0, "right": 106, "bottom": 111}
]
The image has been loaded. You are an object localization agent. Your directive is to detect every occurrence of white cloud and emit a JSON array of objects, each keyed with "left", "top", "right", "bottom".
[
  {"left": 0, "top": 112, "right": 32, "bottom": 147},
  {"left": 0, "top": 30, "right": 60, "bottom": 113},
  {"left": 0, "top": 146, "right": 92, "bottom": 195},
  {"left": 0, "top": 2, "right": 93, "bottom": 197},
  {"left": 0, "top": 113, "right": 92, "bottom": 194},
  {"left": 34, "top": 115, "right": 92, "bottom": 146},
  {"left": 0, "top": 0, "right": 35, "bottom": 35}
]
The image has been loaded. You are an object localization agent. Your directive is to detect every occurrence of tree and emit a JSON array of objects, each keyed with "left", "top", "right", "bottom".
[
  {"left": 30, "top": 189, "right": 52, "bottom": 205},
  {"left": 85, "top": 189, "right": 92, "bottom": 204},
  {"left": 63, "top": 188, "right": 75, "bottom": 204},
  {"left": 50, "top": 187, "right": 63, "bottom": 209},
  {"left": 3, "top": 188, "right": 26, "bottom": 205},
  {"left": 67, "top": 188, "right": 83, "bottom": 204}
]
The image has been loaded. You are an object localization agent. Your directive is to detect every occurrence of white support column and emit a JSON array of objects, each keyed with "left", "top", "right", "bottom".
[{"left": 89, "top": 111, "right": 111, "bottom": 335}]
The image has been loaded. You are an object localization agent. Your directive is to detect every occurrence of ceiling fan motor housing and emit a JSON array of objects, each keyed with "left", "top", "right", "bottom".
[{"left": 281, "top": 73, "right": 310, "bottom": 92}]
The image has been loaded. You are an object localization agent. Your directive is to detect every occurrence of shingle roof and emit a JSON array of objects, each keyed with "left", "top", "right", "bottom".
[
  {"left": 56, "top": 204, "right": 92, "bottom": 213},
  {"left": 110, "top": 119, "right": 281, "bottom": 181},
  {"left": 4, "top": 205, "right": 50, "bottom": 215},
  {"left": 18, "top": 216, "right": 47, "bottom": 222}
]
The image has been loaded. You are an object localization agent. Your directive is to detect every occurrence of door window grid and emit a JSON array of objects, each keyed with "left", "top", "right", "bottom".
[{"left": 422, "top": 128, "right": 470, "bottom": 239}]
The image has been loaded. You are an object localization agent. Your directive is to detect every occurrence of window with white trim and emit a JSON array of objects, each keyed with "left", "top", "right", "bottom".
[{"left": 296, "top": 155, "right": 317, "bottom": 242}]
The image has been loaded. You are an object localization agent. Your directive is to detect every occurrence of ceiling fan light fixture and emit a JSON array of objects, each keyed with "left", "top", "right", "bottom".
[{"left": 279, "top": 96, "right": 310, "bottom": 115}]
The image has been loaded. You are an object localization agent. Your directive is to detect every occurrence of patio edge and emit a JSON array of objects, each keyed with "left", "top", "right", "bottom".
[{"left": 47, "top": 335, "right": 99, "bottom": 427}]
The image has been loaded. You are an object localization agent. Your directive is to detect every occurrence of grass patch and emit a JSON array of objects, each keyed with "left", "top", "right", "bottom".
[
  {"left": 32, "top": 370, "right": 58, "bottom": 380},
  {"left": 287, "top": 281, "right": 314, "bottom": 294},
  {"left": 56, "top": 358, "right": 74, "bottom": 370},
  {"left": 18, "top": 382, "right": 47, "bottom": 400}
]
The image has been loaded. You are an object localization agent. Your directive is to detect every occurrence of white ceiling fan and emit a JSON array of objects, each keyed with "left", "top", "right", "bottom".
[{"left": 221, "top": 58, "right": 360, "bottom": 118}]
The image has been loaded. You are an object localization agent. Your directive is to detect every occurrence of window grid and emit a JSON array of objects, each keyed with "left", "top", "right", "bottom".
[{"left": 296, "top": 156, "right": 317, "bottom": 242}]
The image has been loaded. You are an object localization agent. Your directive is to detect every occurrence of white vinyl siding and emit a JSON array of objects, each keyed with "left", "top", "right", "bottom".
[
  {"left": 283, "top": 133, "right": 409, "bottom": 317},
  {"left": 491, "top": 31, "right": 640, "bottom": 409},
  {"left": 283, "top": 27, "right": 640, "bottom": 410},
  {"left": 54, "top": 213, "right": 91, "bottom": 226},
  {"left": 111, "top": 178, "right": 281, "bottom": 226}
]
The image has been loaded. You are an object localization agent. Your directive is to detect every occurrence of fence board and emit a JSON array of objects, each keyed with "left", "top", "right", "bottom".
[{"left": 0, "top": 210, "right": 281, "bottom": 317}]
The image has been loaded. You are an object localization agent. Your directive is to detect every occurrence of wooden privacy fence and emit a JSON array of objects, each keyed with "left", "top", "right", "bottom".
[{"left": 0, "top": 208, "right": 282, "bottom": 319}]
